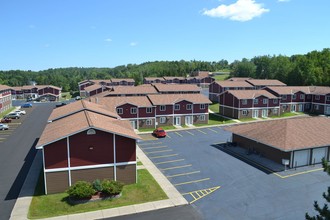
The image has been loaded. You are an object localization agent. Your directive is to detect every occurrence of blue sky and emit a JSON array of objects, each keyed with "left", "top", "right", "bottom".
[{"left": 1, "top": 0, "right": 329, "bottom": 71}]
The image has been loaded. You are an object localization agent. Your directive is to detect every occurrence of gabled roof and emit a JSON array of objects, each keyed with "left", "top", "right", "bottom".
[
  {"left": 226, "top": 77, "right": 252, "bottom": 81},
  {"left": 223, "top": 90, "right": 278, "bottom": 99},
  {"left": 144, "top": 77, "right": 165, "bottom": 81},
  {"left": 226, "top": 117, "right": 330, "bottom": 151},
  {"left": 36, "top": 110, "right": 140, "bottom": 149},
  {"left": 163, "top": 76, "right": 186, "bottom": 80},
  {"left": 83, "top": 84, "right": 104, "bottom": 92},
  {"left": 91, "top": 96, "right": 154, "bottom": 112},
  {"left": 246, "top": 79, "right": 286, "bottom": 87},
  {"left": 309, "top": 86, "right": 330, "bottom": 95},
  {"left": 212, "top": 80, "right": 254, "bottom": 88},
  {"left": 110, "top": 78, "right": 135, "bottom": 83},
  {"left": 0, "top": 85, "right": 11, "bottom": 91},
  {"left": 48, "top": 100, "right": 119, "bottom": 122},
  {"left": 266, "top": 86, "right": 311, "bottom": 95},
  {"left": 148, "top": 94, "right": 212, "bottom": 105},
  {"left": 98, "top": 85, "right": 158, "bottom": 96},
  {"left": 153, "top": 84, "right": 201, "bottom": 93}
]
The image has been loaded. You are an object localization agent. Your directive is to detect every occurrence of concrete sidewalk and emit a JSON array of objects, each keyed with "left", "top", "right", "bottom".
[{"left": 10, "top": 146, "right": 187, "bottom": 220}]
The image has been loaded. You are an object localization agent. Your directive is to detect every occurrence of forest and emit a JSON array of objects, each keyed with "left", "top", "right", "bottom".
[{"left": 0, "top": 48, "right": 329, "bottom": 92}]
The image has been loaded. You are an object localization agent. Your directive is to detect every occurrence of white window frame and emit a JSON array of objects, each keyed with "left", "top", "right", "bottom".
[
  {"left": 273, "top": 99, "right": 278, "bottom": 104},
  {"left": 131, "top": 107, "right": 137, "bottom": 114},
  {"left": 146, "top": 107, "right": 152, "bottom": 113},
  {"left": 146, "top": 119, "right": 152, "bottom": 125},
  {"left": 117, "top": 108, "right": 123, "bottom": 114},
  {"left": 242, "top": 99, "right": 247, "bottom": 105},
  {"left": 242, "top": 110, "right": 248, "bottom": 116},
  {"left": 326, "top": 96, "right": 330, "bottom": 101},
  {"left": 200, "top": 104, "right": 206, "bottom": 109},
  {"left": 174, "top": 104, "right": 180, "bottom": 110},
  {"left": 314, "top": 104, "right": 319, "bottom": 110},
  {"left": 200, "top": 115, "right": 206, "bottom": 121},
  {"left": 160, "top": 117, "right": 166, "bottom": 123},
  {"left": 315, "top": 95, "right": 320, "bottom": 100},
  {"left": 160, "top": 105, "right": 166, "bottom": 111},
  {"left": 186, "top": 104, "right": 192, "bottom": 110},
  {"left": 273, "top": 108, "right": 278, "bottom": 114},
  {"left": 292, "top": 94, "right": 297, "bottom": 100},
  {"left": 253, "top": 99, "right": 258, "bottom": 104},
  {"left": 282, "top": 95, "right": 287, "bottom": 100},
  {"left": 263, "top": 99, "right": 268, "bottom": 104},
  {"left": 300, "top": 94, "right": 305, "bottom": 99}
]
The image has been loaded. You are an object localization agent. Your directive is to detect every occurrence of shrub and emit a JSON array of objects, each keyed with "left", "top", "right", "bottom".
[
  {"left": 66, "top": 181, "right": 96, "bottom": 199},
  {"left": 92, "top": 179, "right": 103, "bottom": 192},
  {"left": 101, "top": 180, "right": 124, "bottom": 195}
]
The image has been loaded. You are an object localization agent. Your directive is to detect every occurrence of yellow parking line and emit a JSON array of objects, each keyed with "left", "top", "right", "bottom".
[
  {"left": 279, "top": 168, "right": 323, "bottom": 179},
  {"left": 155, "top": 159, "right": 185, "bottom": 165},
  {"left": 174, "top": 178, "right": 210, "bottom": 186},
  {"left": 175, "top": 132, "right": 183, "bottom": 137},
  {"left": 161, "top": 164, "right": 192, "bottom": 171},
  {"left": 190, "top": 193, "right": 197, "bottom": 200},
  {"left": 150, "top": 154, "right": 178, "bottom": 159},
  {"left": 142, "top": 146, "right": 167, "bottom": 150},
  {"left": 197, "top": 129, "right": 207, "bottom": 134},
  {"left": 207, "top": 128, "right": 217, "bottom": 133},
  {"left": 145, "top": 149, "right": 173, "bottom": 154},
  {"left": 185, "top": 131, "right": 194, "bottom": 136},
  {"left": 166, "top": 171, "right": 200, "bottom": 178}
]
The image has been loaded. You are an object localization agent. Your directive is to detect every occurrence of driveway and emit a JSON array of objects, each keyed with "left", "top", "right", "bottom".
[
  {"left": 138, "top": 126, "right": 329, "bottom": 219},
  {"left": 0, "top": 104, "right": 54, "bottom": 220}
]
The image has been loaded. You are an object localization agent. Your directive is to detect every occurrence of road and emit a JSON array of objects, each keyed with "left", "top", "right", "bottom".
[{"left": 0, "top": 104, "right": 55, "bottom": 220}]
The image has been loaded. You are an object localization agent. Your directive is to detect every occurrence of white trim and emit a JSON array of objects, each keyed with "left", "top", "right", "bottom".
[
  {"left": 114, "top": 134, "right": 117, "bottom": 181},
  {"left": 42, "top": 149, "right": 47, "bottom": 194},
  {"left": 156, "top": 112, "right": 209, "bottom": 117},
  {"left": 220, "top": 104, "right": 280, "bottom": 111},
  {"left": 67, "top": 137, "right": 71, "bottom": 186}
]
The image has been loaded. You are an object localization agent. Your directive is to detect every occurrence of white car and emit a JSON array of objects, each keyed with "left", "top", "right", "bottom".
[
  {"left": 0, "top": 123, "right": 9, "bottom": 130},
  {"left": 15, "top": 110, "right": 26, "bottom": 115}
]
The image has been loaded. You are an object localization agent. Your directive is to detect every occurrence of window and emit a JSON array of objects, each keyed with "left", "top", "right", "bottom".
[
  {"left": 131, "top": 107, "right": 137, "bottom": 114},
  {"left": 327, "top": 96, "right": 330, "bottom": 101},
  {"left": 241, "top": 99, "right": 247, "bottom": 105},
  {"left": 160, "top": 105, "right": 166, "bottom": 111},
  {"left": 273, "top": 99, "right": 278, "bottom": 104},
  {"left": 146, "top": 107, "right": 152, "bottom": 113},
  {"left": 174, "top": 104, "right": 180, "bottom": 110},
  {"left": 273, "top": 109, "right": 278, "bottom": 114},
  {"left": 292, "top": 94, "right": 297, "bottom": 100},
  {"left": 305, "top": 103, "right": 311, "bottom": 109},
  {"left": 314, "top": 104, "right": 319, "bottom": 110},
  {"left": 146, "top": 119, "right": 152, "bottom": 125},
  {"left": 200, "top": 104, "right": 206, "bottom": 109},
  {"left": 282, "top": 95, "right": 287, "bottom": 100},
  {"left": 315, "top": 95, "right": 320, "bottom": 100},
  {"left": 160, "top": 117, "right": 166, "bottom": 123},
  {"left": 300, "top": 94, "right": 305, "bottom": 99},
  {"left": 253, "top": 99, "right": 258, "bottom": 104},
  {"left": 200, "top": 115, "right": 206, "bottom": 121},
  {"left": 186, "top": 104, "right": 192, "bottom": 110},
  {"left": 242, "top": 110, "right": 248, "bottom": 116},
  {"left": 263, "top": 99, "right": 268, "bottom": 104},
  {"left": 117, "top": 108, "right": 123, "bottom": 114}
]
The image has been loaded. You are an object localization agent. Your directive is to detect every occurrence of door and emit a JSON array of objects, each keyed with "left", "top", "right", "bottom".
[
  {"left": 262, "top": 109, "right": 268, "bottom": 118},
  {"left": 252, "top": 110, "right": 259, "bottom": 118},
  {"left": 312, "top": 147, "right": 328, "bottom": 164},
  {"left": 326, "top": 106, "right": 330, "bottom": 115},
  {"left": 130, "top": 120, "right": 137, "bottom": 129},
  {"left": 291, "top": 104, "right": 296, "bottom": 112},
  {"left": 185, "top": 116, "right": 193, "bottom": 125},
  {"left": 298, "top": 104, "right": 303, "bottom": 112},
  {"left": 174, "top": 117, "right": 181, "bottom": 126},
  {"left": 293, "top": 150, "right": 310, "bottom": 167}
]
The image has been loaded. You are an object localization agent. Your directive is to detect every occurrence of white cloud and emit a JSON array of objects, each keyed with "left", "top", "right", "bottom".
[
  {"left": 130, "top": 42, "right": 138, "bottom": 46},
  {"left": 203, "top": 0, "right": 269, "bottom": 22},
  {"left": 105, "top": 38, "right": 112, "bottom": 42},
  {"left": 278, "top": 0, "right": 290, "bottom": 2}
]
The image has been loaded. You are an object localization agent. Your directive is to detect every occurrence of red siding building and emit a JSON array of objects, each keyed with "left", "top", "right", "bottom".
[{"left": 0, "top": 85, "right": 12, "bottom": 113}]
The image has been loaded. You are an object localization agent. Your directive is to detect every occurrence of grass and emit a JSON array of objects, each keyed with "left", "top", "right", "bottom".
[
  {"left": 60, "top": 92, "right": 72, "bottom": 101},
  {"left": 138, "top": 125, "right": 176, "bottom": 132},
  {"left": 0, "top": 107, "right": 15, "bottom": 118},
  {"left": 28, "top": 169, "right": 168, "bottom": 219},
  {"left": 238, "top": 118, "right": 258, "bottom": 122},
  {"left": 137, "top": 161, "right": 143, "bottom": 166},
  {"left": 270, "top": 112, "right": 305, "bottom": 118},
  {"left": 209, "top": 103, "right": 219, "bottom": 113},
  {"left": 195, "top": 113, "right": 235, "bottom": 127},
  {"left": 213, "top": 74, "right": 230, "bottom": 81}
]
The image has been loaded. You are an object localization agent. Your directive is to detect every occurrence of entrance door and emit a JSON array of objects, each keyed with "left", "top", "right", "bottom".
[
  {"left": 293, "top": 150, "right": 309, "bottom": 167},
  {"left": 185, "top": 116, "right": 193, "bottom": 125},
  {"left": 252, "top": 110, "right": 259, "bottom": 118},
  {"left": 174, "top": 117, "right": 181, "bottom": 126},
  {"left": 291, "top": 104, "right": 296, "bottom": 112},
  {"left": 262, "top": 109, "right": 268, "bottom": 118},
  {"left": 298, "top": 104, "right": 303, "bottom": 112},
  {"left": 312, "top": 147, "right": 328, "bottom": 164},
  {"left": 130, "top": 120, "right": 137, "bottom": 129},
  {"left": 326, "top": 106, "right": 330, "bottom": 115}
]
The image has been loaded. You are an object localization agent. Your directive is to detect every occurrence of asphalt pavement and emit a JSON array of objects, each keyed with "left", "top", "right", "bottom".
[{"left": 0, "top": 104, "right": 55, "bottom": 220}]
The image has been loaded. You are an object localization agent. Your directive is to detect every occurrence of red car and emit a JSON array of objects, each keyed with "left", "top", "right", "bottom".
[
  {"left": 1, "top": 118, "right": 12, "bottom": 123},
  {"left": 153, "top": 128, "right": 166, "bottom": 138}
]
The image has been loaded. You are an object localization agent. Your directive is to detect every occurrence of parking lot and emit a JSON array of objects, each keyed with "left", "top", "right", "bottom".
[
  {"left": 138, "top": 126, "right": 329, "bottom": 219},
  {"left": 0, "top": 107, "right": 35, "bottom": 143}
]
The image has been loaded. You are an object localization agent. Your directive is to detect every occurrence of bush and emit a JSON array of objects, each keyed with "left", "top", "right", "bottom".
[
  {"left": 92, "top": 179, "right": 103, "bottom": 192},
  {"left": 66, "top": 181, "right": 96, "bottom": 199},
  {"left": 101, "top": 180, "right": 124, "bottom": 195}
]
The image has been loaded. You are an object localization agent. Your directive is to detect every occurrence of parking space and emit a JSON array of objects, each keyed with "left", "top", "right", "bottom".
[{"left": 138, "top": 126, "right": 330, "bottom": 219}]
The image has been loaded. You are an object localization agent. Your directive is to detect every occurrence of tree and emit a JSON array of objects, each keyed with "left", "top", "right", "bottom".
[{"left": 306, "top": 159, "right": 330, "bottom": 220}]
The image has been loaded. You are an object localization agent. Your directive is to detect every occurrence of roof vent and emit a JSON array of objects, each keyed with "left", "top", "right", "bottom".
[{"left": 87, "top": 129, "right": 96, "bottom": 135}]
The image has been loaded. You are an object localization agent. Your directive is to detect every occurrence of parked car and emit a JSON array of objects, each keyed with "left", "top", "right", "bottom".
[
  {"left": 0, "top": 123, "right": 9, "bottom": 130},
  {"left": 1, "top": 118, "right": 12, "bottom": 123},
  {"left": 14, "top": 110, "right": 26, "bottom": 115},
  {"left": 5, "top": 113, "right": 21, "bottom": 119},
  {"left": 21, "top": 103, "right": 33, "bottom": 108},
  {"left": 152, "top": 127, "right": 167, "bottom": 138},
  {"left": 56, "top": 102, "right": 67, "bottom": 108},
  {"left": 75, "top": 96, "right": 81, "bottom": 100}
]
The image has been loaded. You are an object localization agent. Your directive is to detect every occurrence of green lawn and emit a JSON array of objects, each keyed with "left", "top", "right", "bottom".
[
  {"left": 28, "top": 169, "right": 168, "bottom": 219},
  {"left": 60, "top": 92, "right": 72, "bottom": 101},
  {"left": 270, "top": 112, "right": 305, "bottom": 118},
  {"left": 0, "top": 107, "right": 15, "bottom": 118},
  {"left": 238, "top": 118, "right": 258, "bottom": 122},
  {"left": 137, "top": 161, "right": 143, "bottom": 166},
  {"left": 195, "top": 113, "right": 235, "bottom": 127},
  {"left": 138, "top": 125, "right": 176, "bottom": 132},
  {"left": 213, "top": 74, "right": 230, "bottom": 81},
  {"left": 209, "top": 103, "right": 219, "bottom": 113}
]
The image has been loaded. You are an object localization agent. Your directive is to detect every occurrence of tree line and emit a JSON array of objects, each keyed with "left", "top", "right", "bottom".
[{"left": 1, "top": 48, "right": 329, "bottom": 92}]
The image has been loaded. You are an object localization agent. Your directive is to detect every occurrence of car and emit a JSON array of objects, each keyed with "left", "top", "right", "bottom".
[
  {"left": 75, "top": 96, "right": 81, "bottom": 100},
  {"left": 56, "top": 102, "right": 67, "bottom": 108},
  {"left": 152, "top": 127, "right": 167, "bottom": 138},
  {"left": 21, "top": 103, "right": 33, "bottom": 108},
  {"left": 14, "top": 110, "right": 26, "bottom": 115},
  {"left": 5, "top": 113, "right": 21, "bottom": 119},
  {"left": 1, "top": 118, "right": 12, "bottom": 123},
  {"left": 0, "top": 123, "right": 9, "bottom": 130}
]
